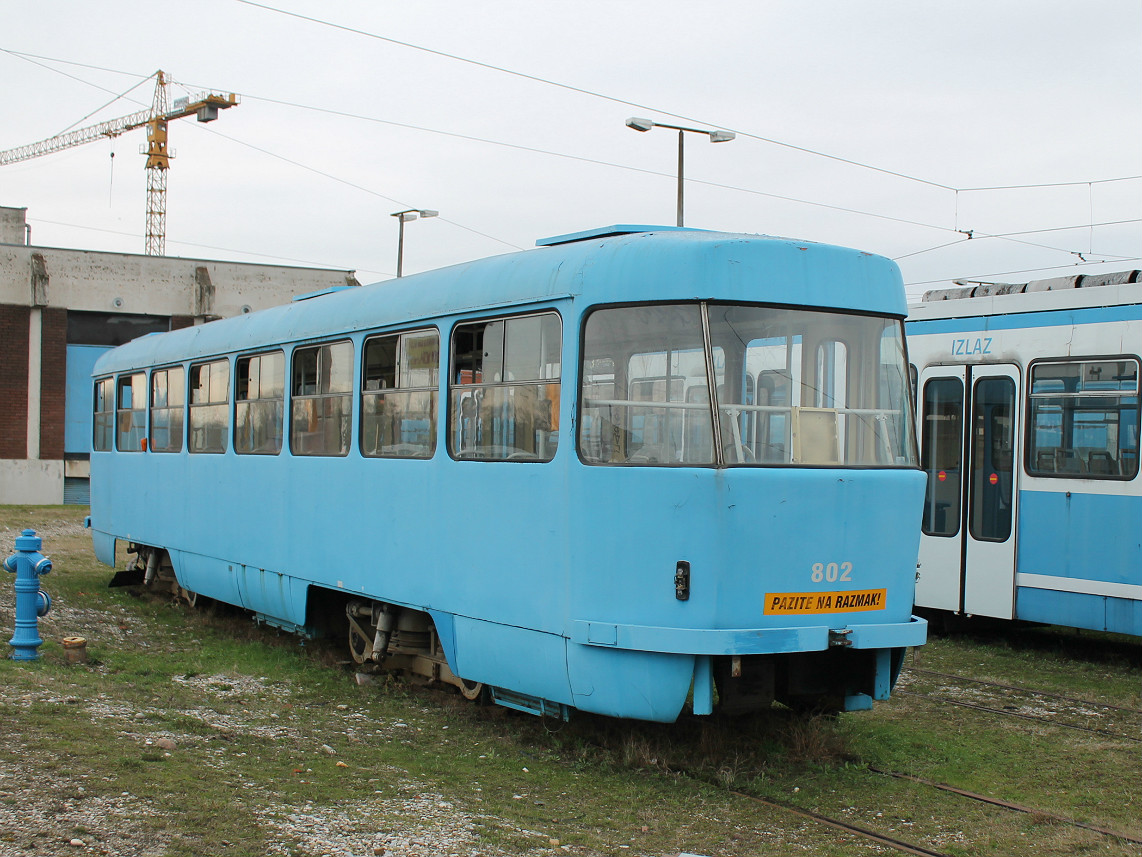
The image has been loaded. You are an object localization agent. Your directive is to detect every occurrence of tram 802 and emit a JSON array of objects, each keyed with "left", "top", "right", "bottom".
[
  {"left": 88, "top": 225, "right": 927, "bottom": 722},
  {"left": 908, "top": 270, "right": 1142, "bottom": 637}
]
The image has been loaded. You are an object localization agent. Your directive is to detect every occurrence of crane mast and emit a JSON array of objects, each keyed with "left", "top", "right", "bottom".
[{"left": 0, "top": 70, "right": 238, "bottom": 256}]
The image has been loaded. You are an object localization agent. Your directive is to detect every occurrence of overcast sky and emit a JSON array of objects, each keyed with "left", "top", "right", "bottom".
[{"left": 2, "top": 0, "right": 1139, "bottom": 300}]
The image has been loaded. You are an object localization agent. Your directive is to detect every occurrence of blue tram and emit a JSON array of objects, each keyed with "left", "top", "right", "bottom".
[
  {"left": 908, "top": 271, "right": 1142, "bottom": 637},
  {"left": 88, "top": 225, "right": 926, "bottom": 722}
]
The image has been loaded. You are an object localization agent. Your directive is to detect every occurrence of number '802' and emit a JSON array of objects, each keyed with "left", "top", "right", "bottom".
[{"left": 811, "top": 562, "right": 852, "bottom": 583}]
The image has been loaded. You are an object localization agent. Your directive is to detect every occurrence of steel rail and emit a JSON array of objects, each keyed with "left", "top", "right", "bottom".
[
  {"left": 869, "top": 768, "right": 1142, "bottom": 845},
  {"left": 903, "top": 666, "right": 1142, "bottom": 716},
  {"left": 729, "top": 790, "right": 954, "bottom": 857},
  {"left": 895, "top": 689, "right": 1142, "bottom": 743}
]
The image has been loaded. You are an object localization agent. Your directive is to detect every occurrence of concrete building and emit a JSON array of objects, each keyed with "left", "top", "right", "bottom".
[{"left": 0, "top": 205, "right": 359, "bottom": 504}]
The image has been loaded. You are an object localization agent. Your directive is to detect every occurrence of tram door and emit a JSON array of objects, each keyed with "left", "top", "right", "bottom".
[{"left": 916, "top": 364, "right": 1020, "bottom": 619}]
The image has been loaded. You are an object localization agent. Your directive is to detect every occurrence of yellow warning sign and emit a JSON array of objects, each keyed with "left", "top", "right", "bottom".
[{"left": 763, "top": 589, "right": 887, "bottom": 615}]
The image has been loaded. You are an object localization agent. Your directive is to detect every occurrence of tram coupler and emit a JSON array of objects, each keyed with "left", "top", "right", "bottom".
[
  {"left": 828, "top": 628, "right": 853, "bottom": 648},
  {"left": 3, "top": 529, "right": 53, "bottom": 661}
]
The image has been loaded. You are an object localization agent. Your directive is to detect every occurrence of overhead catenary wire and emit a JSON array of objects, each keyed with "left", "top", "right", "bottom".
[
  {"left": 959, "top": 175, "right": 1142, "bottom": 192},
  {"left": 177, "top": 101, "right": 1142, "bottom": 268},
  {"left": 11, "top": 54, "right": 1117, "bottom": 268},
  {"left": 5, "top": 44, "right": 1139, "bottom": 203},
  {"left": 54, "top": 75, "right": 153, "bottom": 137},
  {"left": 189, "top": 122, "right": 526, "bottom": 252},
  {"left": 0, "top": 47, "right": 524, "bottom": 253},
  {"left": 4, "top": 46, "right": 969, "bottom": 251},
  {"left": 234, "top": 0, "right": 960, "bottom": 193},
  {"left": 1, "top": 42, "right": 1136, "bottom": 283},
  {"left": 894, "top": 219, "right": 1142, "bottom": 262},
  {"left": 5, "top": 45, "right": 1138, "bottom": 223}
]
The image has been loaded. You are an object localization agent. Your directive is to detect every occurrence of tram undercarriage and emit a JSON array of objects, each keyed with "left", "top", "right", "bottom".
[
  {"left": 113, "top": 545, "right": 902, "bottom": 719},
  {"left": 344, "top": 598, "right": 486, "bottom": 701}
]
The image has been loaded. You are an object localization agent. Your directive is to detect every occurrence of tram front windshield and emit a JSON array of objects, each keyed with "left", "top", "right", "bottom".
[{"left": 579, "top": 302, "right": 916, "bottom": 467}]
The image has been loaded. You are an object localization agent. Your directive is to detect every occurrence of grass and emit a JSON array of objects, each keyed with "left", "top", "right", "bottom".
[{"left": 2, "top": 506, "right": 1141, "bottom": 856}]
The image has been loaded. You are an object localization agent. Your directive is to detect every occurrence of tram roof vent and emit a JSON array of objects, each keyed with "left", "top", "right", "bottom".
[
  {"left": 535, "top": 224, "right": 693, "bottom": 247},
  {"left": 292, "top": 285, "right": 358, "bottom": 302}
]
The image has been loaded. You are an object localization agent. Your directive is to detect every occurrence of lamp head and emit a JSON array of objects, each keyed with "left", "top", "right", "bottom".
[
  {"left": 709, "top": 130, "right": 736, "bottom": 143},
  {"left": 625, "top": 117, "right": 656, "bottom": 132}
]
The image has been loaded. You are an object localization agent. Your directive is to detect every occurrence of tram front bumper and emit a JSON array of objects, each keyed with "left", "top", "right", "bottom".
[{"left": 570, "top": 614, "right": 927, "bottom": 654}]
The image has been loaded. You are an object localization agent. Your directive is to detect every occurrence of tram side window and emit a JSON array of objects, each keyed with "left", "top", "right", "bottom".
[
  {"left": 93, "top": 377, "right": 115, "bottom": 452},
  {"left": 236, "top": 351, "right": 285, "bottom": 455},
  {"left": 1027, "top": 359, "right": 1140, "bottom": 479},
  {"left": 116, "top": 372, "right": 147, "bottom": 452},
  {"left": 449, "top": 313, "right": 561, "bottom": 461},
  {"left": 189, "top": 359, "right": 230, "bottom": 454},
  {"left": 291, "top": 341, "right": 352, "bottom": 456},
  {"left": 362, "top": 329, "right": 439, "bottom": 458},
  {"left": 150, "top": 366, "right": 185, "bottom": 453}
]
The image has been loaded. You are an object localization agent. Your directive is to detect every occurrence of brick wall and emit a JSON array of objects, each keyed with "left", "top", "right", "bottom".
[
  {"left": 0, "top": 304, "right": 30, "bottom": 459},
  {"left": 38, "top": 307, "right": 67, "bottom": 460}
]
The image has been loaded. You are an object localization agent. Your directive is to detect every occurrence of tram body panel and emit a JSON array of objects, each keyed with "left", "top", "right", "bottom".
[
  {"left": 565, "top": 466, "right": 925, "bottom": 632},
  {"left": 1015, "top": 488, "right": 1142, "bottom": 635}
]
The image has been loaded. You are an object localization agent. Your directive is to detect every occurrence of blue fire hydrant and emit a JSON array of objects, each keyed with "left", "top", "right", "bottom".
[{"left": 4, "top": 529, "right": 53, "bottom": 661}]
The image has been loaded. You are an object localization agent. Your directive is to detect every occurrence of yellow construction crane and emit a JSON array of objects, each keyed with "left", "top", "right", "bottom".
[{"left": 0, "top": 70, "right": 238, "bottom": 255}]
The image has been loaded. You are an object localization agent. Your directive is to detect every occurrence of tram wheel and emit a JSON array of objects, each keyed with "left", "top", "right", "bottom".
[
  {"left": 348, "top": 622, "right": 372, "bottom": 665},
  {"left": 459, "top": 679, "right": 487, "bottom": 703},
  {"left": 180, "top": 587, "right": 207, "bottom": 609}
]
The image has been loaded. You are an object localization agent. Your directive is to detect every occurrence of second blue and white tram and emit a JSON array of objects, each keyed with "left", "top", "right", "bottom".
[{"left": 908, "top": 271, "right": 1142, "bottom": 637}]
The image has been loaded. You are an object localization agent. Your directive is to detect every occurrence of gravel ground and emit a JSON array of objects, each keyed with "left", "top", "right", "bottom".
[{"left": 0, "top": 520, "right": 559, "bottom": 857}]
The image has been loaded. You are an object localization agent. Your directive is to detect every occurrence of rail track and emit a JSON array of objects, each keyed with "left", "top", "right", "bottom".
[
  {"left": 727, "top": 789, "right": 954, "bottom": 857},
  {"left": 717, "top": 763, "right": 1142, "bottom": 855},
  {"left": 868, "top": 768, "right": 1142, "bottom": 846},
  {"left": 659, "top": 664, "right": 1142, "bottom": 855},
  {"left": 898, "top": 666, "right": 1142, "bottom": 744}
]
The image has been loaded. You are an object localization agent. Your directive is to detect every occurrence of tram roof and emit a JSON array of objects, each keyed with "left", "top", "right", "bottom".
[{"left": 95, "top": 227, "right": 906, "bottom": 373}]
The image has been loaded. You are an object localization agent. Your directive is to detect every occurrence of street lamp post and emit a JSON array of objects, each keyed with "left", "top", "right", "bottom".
[
  {"left": 625, "top": 117, "right": 735, "bottom": 227},
  {"left": 391, "top": 208, "right": 438, "bottom": 278}
]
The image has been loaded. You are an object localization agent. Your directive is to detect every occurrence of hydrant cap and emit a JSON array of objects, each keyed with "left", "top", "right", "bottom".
[{"left": 14, "top": 529, "right": 42, "bottom": 552}]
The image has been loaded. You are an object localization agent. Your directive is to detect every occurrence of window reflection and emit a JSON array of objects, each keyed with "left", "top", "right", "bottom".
[
  {"left": 579, "top": 302, "right": 916, "bottom": 467},
  {"left": 450, "top": 313, "right": 561, "bottom": 461}
]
